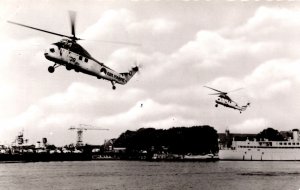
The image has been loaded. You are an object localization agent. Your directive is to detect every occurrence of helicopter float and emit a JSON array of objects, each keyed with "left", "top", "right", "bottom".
[
  {"left": 7, "top": 12, "right": 139, "bottom": 90},
  {"left": 204, "top": 86, "right": 250, "bottom": 113}
]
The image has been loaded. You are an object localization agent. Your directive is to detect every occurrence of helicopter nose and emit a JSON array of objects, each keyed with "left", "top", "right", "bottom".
[
  {"left": 44, "top": 45, "right": 57, "bottom": 58},
  {"left": 44, "top": 46, "right": 55, "bottom": 60},
  {"left": 44, "top": 48, "right": 49, "bottom": 58}
]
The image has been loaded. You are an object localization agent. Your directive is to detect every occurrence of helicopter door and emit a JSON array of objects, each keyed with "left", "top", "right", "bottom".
[
  {"left": 67, "top": 50, "right": 72, "bottom": 64},
  {"left": 59, "top": 48, "right": 70, "bottom": 64},
  {"left": 67, "top": 51, "right": 77, "bottom": 66}
]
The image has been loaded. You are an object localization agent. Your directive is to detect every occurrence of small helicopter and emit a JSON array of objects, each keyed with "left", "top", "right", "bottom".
[
  {"left": 204, "top": 86, "right": 250, "bottom": 113},
  {"left": 7, "top": 12, "right": 140, "bottom": 90}
]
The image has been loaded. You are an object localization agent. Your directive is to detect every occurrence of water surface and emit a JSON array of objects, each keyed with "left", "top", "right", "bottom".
[{"left": 0, "top": 161, "right": 300, "bottom": 190}]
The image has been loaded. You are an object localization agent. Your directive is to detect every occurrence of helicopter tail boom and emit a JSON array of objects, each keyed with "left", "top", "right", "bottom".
[
  {"left": 241, "top": 102, "right": 250, "bottom": 110},
  {"left": 121, "top": 66, "right": 139, "bottom": 84}
]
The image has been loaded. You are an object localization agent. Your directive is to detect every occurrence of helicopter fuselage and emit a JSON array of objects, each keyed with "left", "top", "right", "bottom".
[
  {"left": 218, "top": 94, "right": 232, "bottom": 102},
  {"left": 215, "top": 98, "right": 249, "bottom": 113},
  {"left": 44, "top": 39, "right": 138, "bottom": 89}
]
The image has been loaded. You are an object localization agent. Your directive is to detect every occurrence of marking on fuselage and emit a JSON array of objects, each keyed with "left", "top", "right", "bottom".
[
  {"left": 70, "top": 56, "right": 76, "bottom": 63},
  {"left": 104, "top": 71, "right": 125, "bottom": 83}
]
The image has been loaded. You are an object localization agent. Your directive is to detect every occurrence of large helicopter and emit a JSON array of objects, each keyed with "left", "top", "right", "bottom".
[
  {"left": 204, "top": 86, "right": 250, "bottom": 113},
  {"left": 7, "top": 12, "right": 140, "bottom": 90}
]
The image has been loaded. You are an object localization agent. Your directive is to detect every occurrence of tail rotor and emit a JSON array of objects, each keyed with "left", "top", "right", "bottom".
[{"left": 131, "top": 59, "right": 143, "bottom": 75}]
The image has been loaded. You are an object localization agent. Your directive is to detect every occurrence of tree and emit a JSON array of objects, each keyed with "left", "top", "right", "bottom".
[
  {"left": 256, "top": 128, "right": 284, "bottom": 141},
  {"left": 113, "top": 126, "right": 219, "bottom": 156}
]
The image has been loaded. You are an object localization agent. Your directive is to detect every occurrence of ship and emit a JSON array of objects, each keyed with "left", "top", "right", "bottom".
[
  {"left": 0, "top": 130, "right": 92, "bottom": 162},
  {"left": 219, "top": 129, "right": 300, "bottom": 161}
]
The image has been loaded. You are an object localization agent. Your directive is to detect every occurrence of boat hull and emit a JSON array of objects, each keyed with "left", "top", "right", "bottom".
[{"left": 219, "top": 149, "right": 300, "bottom": 161}]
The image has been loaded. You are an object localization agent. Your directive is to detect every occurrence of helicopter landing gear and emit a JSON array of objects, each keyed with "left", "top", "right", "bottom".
[
  {"left": 111, "top": 81, "right": 116, "bottom": 90},
  {"left": 48, "top": 66, "right": 55, "bottom": 73},
  {"left": 66, "top": 64, "right": 72, "bottom": 70},
  {"left": 48, "top": 63, "right": 60, "bottom": 73}
]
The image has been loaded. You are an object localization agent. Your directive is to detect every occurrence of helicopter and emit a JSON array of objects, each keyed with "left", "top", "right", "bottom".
[
  {"left": 7, "top": 12, "right": 140, "bottom": 90},
  {"left": 204, "top": 86, "right": 250, "bottom": 113}
]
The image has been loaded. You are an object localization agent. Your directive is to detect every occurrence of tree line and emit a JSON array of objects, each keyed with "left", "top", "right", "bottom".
[{"left": 113, "top": 125, "right": 219, "bottom": 156}]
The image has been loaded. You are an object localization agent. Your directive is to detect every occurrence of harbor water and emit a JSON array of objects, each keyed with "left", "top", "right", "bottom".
[{"left": 1, "top": 161, "right": 300, "bottom": 190}]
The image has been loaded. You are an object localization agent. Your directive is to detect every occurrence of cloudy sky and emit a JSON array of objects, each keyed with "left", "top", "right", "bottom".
[{"left": 1, "top": 0, "right": 300, "bottom": 146}]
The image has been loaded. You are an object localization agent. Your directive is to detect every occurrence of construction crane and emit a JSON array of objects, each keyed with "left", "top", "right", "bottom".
[{"left": 69, "top": 124, "right": 109, "bottom": 147}]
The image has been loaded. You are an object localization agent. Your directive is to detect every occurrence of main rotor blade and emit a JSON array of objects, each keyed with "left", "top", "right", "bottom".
[
  {"left": 204, "top": 86, "right": 226, "bottom": 94},
  {"left": 69, "top": 11, "right": 76, "bottom": 38},
  {"left": 7, "top": 20, "right": 72, "bottom": 38},
  {"left": 228, "top": 88, "right": 244, "bottom": 93},
  {"left": 209, "top": 93, "right": 223, "bottom": 95},
  {"left": 231, "top": 99, "right": 238, "bottom": 105},
  {"left": 86, "top": 39, "right": 142, "bottom": 47}
]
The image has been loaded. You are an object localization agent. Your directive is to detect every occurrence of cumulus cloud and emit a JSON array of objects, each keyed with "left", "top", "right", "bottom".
[
  {"left": 243, "top": 59, "right": 300, "bottom": 99},
  {"left": 0, "top": 37, "right": 46, "bottom": 67},
  {"left": 235, "top": 7, "right": 300, "bottom": 42},
  {"left": 231, "top": 118, "right": 271, "bottom": 134},
  {"left": 81, "top": 9, "right": 135, "bottom": 39},
  {"left": 94, "top": 99, "right": 193, "bottom": 128},
  {"left": 128, "top": 18, "right": 177, "bottom": 35},
  {"left": 173, "top": 31, "right": 226, "bottom": 68},
  {"left": 81, "top": 9, "right": 177, "bottom": 41}
]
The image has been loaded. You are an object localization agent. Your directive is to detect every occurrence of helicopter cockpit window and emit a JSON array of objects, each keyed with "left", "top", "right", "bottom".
[
  {"left": 50, "top": 48, "right": 55, "bottom": 53},
  {"left": 85, "top": 58, "right": 88, "bottom": 62}
]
